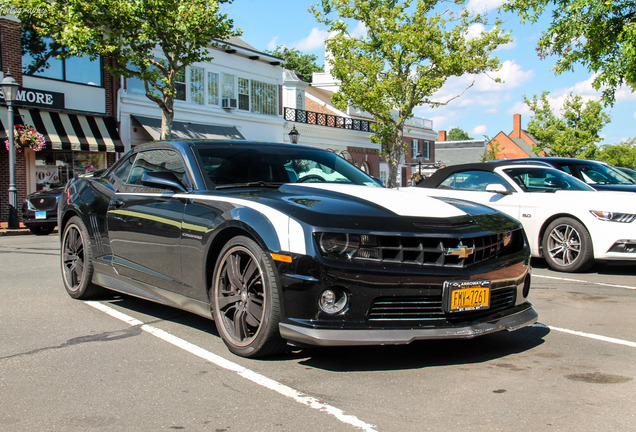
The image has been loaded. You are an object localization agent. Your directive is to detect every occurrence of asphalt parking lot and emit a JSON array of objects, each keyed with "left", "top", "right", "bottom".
[{"left": 1, "top": 234, "right": 634, "bottom": 432}]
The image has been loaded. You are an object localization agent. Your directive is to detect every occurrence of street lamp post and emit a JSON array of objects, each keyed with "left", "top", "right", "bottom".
[
  {"left": 416, "top": 153, "right": 423, "bottom": 175},
  {"left": 288, "top": 126, "right": 300, "bottom": 144},
  {"left": 1, "top": 71, "right": 20, "bottom": 229}
]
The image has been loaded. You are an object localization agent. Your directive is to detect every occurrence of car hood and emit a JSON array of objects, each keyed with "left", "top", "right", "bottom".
[
  {"left": 27, "top": 187, "right": 65, "bottom": 199},
  {"left": 214, "top": 183, "right": 522, "bottom": 233}
]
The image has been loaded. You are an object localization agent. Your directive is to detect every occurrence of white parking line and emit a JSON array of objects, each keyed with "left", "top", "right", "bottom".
[
  {"left": 533, "top": 323, "right": 636, "bottom": 348},
  {"left": 534, "top": 274, "right": 636, "bottom": 291},
  {"left": 86, "top": 301, "right": 378, "bottom": 432}
]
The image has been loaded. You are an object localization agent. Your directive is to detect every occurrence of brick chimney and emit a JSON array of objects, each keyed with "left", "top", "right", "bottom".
[
  {"left": 511, "top": 114, "right": 522, "bottom": 138},
  {"left": 438, "top": 130, "right": 447, "bottom": 142}
]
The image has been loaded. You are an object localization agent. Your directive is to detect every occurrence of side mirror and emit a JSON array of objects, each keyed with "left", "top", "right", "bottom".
[
  {"left": 485, "top": 183, "right": 511, "bottom": 195},
  {"left": 141, "top": 171, "right": 187, "bottom": 192}
]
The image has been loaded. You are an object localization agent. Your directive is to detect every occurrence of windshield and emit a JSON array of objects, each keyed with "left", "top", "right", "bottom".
[
  {"left": 503, "top": 167, "right": 595, "bottom": 192},
  {"left": 194, "top": 144, "right": 382, "bottom": 189},
  {"left": 561, "top": 162, "right": 636, "bottom": 185}
]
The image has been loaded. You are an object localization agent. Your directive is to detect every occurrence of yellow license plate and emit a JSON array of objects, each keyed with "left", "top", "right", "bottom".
[{"left": 445, "top": 280, "right": 491, "bottom": 312}]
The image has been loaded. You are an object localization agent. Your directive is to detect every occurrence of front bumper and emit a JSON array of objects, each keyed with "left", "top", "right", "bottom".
[{"left": 280, "top": 304, "right": 538, "bottom": 346}]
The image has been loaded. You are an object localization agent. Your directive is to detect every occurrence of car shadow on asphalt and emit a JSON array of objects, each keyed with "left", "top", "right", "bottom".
[
  {"left": 102, "top": 293, "right": 549, "bottom": 371},
  {"left": 294, "top": 325, "right": 549, "bottom": 372}
]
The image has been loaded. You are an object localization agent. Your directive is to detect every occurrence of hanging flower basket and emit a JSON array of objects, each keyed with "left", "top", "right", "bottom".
[
  {"left": 411, "top": 172, "right": 423, "bottom": 184},
  {"left": 4, "top": 125, "right": 46, "bottom": 152}
]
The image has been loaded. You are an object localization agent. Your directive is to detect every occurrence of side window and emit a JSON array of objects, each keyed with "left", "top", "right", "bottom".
[
  {"left": 109, "top": 154, "right": 135, "bottom": 184},
  {"left": 128, "top": 149, "right": 188, "bottom": 187},
  {"left": 438, "top": 170, "right": 507, "bottom": 191}
]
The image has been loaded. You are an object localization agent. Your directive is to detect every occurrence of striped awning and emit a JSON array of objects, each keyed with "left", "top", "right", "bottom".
[
  {"left": 0, "top": 106, "right": 123, "bottom": 153},
  {"left": 132, "top": 115, "right": 245, "bottom": 141}
]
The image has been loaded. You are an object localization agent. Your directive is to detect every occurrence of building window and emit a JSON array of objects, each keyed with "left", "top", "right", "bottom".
[
  {"left": 35, "top": 151, "right": 105, "bottom": 190},
  {"left": 250, "top": 80, "right": 278, "bottom": 116},
  {"left": 175, "top": 69, "right": 186, "bottom": 101},
  {"left": 21, "top": 36, "right": 102, "bottom": 86},
  {"left": 421, "top": 141, "right": 430, "bottom": 160},
  {"left": 412, "top": 139, "right": 419, "bottom": 159},
  {"left": 124, "top": 64, "right": 277, "bottom": 116},
  {"left": 238, "top": 77, "right": 250, "bottom": 111},
  {"left": 208, "top": 72, "right": 220, "bottom": 105},
  {"left": 190, "top": 66, "right": 204, "bottom": 105},
  {"left": 222, "top": 73, "right": 235, "bottom": 100}
]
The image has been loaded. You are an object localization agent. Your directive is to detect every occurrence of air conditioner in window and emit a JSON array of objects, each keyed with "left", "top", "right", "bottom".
[{"left": 222, "top": 98, "right": 237, "bottom": 109}]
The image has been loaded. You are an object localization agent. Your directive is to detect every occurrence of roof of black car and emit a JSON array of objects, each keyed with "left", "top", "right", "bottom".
[{"left": 133, "top": 140, "right": 318, "bottom": 153}]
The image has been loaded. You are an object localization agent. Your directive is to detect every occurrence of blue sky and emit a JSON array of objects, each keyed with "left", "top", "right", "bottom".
[{"left": 225, "top": 0, "right": 635, "bottom": 145}]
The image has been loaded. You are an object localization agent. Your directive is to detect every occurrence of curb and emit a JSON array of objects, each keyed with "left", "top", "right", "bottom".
[{"left": 0, "top": 228, "right": 58, "bottom": 237}]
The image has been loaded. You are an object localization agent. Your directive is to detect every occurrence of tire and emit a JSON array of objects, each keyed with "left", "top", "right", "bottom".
[
  {"left": 29, "top": 225, "right": 54, "bottom": 236},
  {"left": 210, "top": 236, "right": 286, "bottom": 358},
  {"left": 542, "top": 217, "right": 594, "bottom": 272},
  {"left": 61, "top": 216, "right": 103, "bottom": 299}
]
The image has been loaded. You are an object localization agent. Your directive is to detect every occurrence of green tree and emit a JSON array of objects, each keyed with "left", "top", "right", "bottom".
[
  {"left": 504, "top": 0, "right": 636, "bottom": 105},
  {"left": 481, "top": 135, "right": 501, "bottom": 161},
  {"left": 313, "top": 0, "right": 510, "bottom": 187},
  {"left": 266, "top": 46, "right": 323, "bottom": 83},
  {"left": 13, "top": 0, "right": 239, "bottom": 139},
  {"left": 597, "top": 139, "right": 636, "bottom": 169},
  {"left": 524, "top": 91, "right": 609, "bottom": 158},
  {"left": 447, "top": 127, "right": 473, "bottom": 141}
]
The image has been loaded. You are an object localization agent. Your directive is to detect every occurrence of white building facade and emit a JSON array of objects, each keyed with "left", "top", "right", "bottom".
[{"left": 119, "top": 37, "right": 287, "bottom": 151}]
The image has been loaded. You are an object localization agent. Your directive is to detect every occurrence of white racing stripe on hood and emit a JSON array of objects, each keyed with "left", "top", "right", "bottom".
[{"left": 293, "top": 184, "right": 466, "bottom": 218}]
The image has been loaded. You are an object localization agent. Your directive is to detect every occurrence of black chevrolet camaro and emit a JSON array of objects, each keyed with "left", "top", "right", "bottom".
[{"left": 59, "top": 140, "right": 537, "bottom": 358}]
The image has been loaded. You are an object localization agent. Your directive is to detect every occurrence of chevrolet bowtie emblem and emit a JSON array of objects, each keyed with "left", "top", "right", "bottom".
[{"left": 445, "top": 245, "right": 475, "bottom": 258}]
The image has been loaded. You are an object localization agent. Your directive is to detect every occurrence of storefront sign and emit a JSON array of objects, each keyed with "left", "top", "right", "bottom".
[
  {"left": 0, "top": 87, "right": 65, "bottom": 109},
  {"left": 35, "top": 165, "right": 60, "bottom": 184}
]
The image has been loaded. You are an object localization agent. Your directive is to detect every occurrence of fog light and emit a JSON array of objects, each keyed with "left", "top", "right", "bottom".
[{"left": 319, "top": 288, "right": 348, "bottom": 314}]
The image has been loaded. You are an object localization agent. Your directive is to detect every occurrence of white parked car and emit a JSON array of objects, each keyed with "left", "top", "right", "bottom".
[{"left": 412, "top": 162, "right": 636, "bottom": 272}]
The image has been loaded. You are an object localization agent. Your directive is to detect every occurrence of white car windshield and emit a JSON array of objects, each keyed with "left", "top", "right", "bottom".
[{"left": 503, "top": 167, "right": 595, "bottom": 192}]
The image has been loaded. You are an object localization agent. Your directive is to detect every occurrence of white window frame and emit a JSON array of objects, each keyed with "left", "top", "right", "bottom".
[{"left": 412, "top": 139, "right": 419, "bottom": 159}]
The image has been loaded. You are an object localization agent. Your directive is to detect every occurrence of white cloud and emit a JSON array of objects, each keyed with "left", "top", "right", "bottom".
[
  {"left": 466, "top": 0, "right": 506, "bottom": 14},
  {"left": 290, "top": 27, "right": 330, "bottom": 52},
  {"left": 466, "top": 23, "right": 486, "bottom": 40},
  {"left": 472, "top": 125, "right": 488, "bottom": 135},
  {"left": 426, "top": 60, "right": 533, "bottom": 110},
  {"left": 507, "top": 101, "right": 532, "bottom": 117},
  {"left": 267, "top": 37, "right": 279, "bottom": 51},
  {"left": 475, "top": 60, "right": 534, "bottom": 91},
  {"left": 496, "top": 39, "right": 518, "bottom": 51},
  {"left": 351, "top": 21, "right": 368, "bottom": 38}
]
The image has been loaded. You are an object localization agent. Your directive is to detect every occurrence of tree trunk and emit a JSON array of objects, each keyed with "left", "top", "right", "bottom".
[
  {"left": 160, "top": 93, "right": 175, "bottom": 140},
  {"left": 386, "top": 126, "right": 404, "bottom": 188}
]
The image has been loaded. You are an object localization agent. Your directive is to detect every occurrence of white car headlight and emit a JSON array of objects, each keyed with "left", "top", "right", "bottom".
[{"left": 590, "top": 210, "right": 636, "bottom": 223}]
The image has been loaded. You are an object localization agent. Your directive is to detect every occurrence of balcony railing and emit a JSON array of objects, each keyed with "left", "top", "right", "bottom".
[{"left": 284, "top": 107, "right": 374, "bottom": 133}]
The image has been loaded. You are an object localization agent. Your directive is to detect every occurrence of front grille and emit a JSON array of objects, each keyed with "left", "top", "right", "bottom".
[
  {"left": 317, "top": 229, "right": 525, "bottom": 268},
  {"left": 28, "top": 196, "right": 57, "bottom": 211},
  {"left": 368, "top": 287, "right": 517, "bottom": 321}
]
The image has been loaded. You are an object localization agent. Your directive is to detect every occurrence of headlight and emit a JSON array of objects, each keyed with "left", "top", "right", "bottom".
[
  {"left": 590, "top": 211, "right": 636, "bottom": 223},
  {"left": 319, "top": 233, "right": 360, "bottom": 257}
]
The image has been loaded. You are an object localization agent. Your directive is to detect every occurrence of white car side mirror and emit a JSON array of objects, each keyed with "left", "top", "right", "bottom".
[{"left": 486, "top": 183, "right": 511, "bottom": 195}]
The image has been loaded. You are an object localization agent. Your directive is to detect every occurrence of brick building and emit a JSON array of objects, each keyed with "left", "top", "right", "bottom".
[
  {"left": 488, "top": 114, "right": 544, "bottom": 159},
  {"left": 1, "top": 15, "right": 122, "bottom": 224}
]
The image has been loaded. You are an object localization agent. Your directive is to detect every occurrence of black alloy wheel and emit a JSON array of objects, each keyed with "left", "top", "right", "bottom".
[
  {"left": 211, "top": 236, "right": 286, "bottom": 358},
  {"left": 542, "top": 217, "right": 593, "bottom": 272},
  {"left": 61, "top": 216, "right": 102, "bottom": 299}
]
